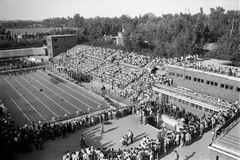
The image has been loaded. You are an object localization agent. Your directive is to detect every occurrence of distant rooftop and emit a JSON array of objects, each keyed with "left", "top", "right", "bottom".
[
  {"left": 6, "top": 28, "right": 53, "bottom": 35},
  {"left": 209, "top": 116, "right": 240, "bottom": 159},
  {"left": 203, "top": 43, "right": 217, "bottom": 51},
  {"left": 47, "top": 34, "right": 76, "bottom": 38}
]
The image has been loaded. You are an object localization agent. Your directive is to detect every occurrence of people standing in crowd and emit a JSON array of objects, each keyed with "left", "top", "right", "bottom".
[
  {"left": 101, "top": 123, "right": 105, "bottom": 134},
  {"left": 80, "top": 134, "right": 87, "bottom": 149},
  {"left": 128, "top": 130, "right": 134, "bottom": 144},
  {"left": 62, "top": 125, "right": 67, "bottom": 139},
  {"left": 174, "top": 150, "right": 180, "bottom": 160},
  {"left": 120, "top": 136, "right": 127, "bottom": 147},
  {"left": 38, "top": 137, "right": 44, "bottom": 150}
]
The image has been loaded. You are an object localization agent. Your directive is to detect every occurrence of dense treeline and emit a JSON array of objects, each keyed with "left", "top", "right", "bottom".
[
  {"left": 0, "top": 26, "right": 76, "bottom": 50},
  {"left": 0, "top": 27, "right": 48, "bottom": 50},
  {"left": 0, "top": 20, "right": 42, "bottom": 29},
  {"left": 73, "top": 7, "right": 240, "bottom": 66},
  {"left": 0, "top": 7, "right": 240, "bottom": 66}
]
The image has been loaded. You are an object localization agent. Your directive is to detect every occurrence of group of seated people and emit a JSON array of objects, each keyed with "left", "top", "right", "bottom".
[
  {"left": 77, "top": 46, "right": 118, "bottom": 59},
  {"left": 119, "top": 52, "right": 151, "bottom": 67},
  {"left": 171, "top": 59, "right": 240, "bottom": 78},
  {"left": 52, "top": 46, "right": 239, "bottom": 110}
]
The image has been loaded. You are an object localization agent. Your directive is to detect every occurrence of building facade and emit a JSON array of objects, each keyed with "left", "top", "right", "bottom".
[
  {"left": 167, "top": 65, "right": 240, "bottom": 102},
  {"left": 153, "top": 62, "right": 240, "bottom": 117},
  {"left": 47, "top": 34, "right": 76, "bottom": 57}
]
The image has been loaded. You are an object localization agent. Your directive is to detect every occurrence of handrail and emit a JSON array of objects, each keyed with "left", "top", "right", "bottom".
[{"left": 216, "top": 111, "right": 240, "bottom": 137}]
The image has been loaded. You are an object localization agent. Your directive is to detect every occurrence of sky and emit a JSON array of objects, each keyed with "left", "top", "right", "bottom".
[{"left": 0, "top": 0, "right": 239, "bottom": 20}]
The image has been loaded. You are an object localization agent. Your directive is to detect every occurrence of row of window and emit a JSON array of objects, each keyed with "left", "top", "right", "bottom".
[
  {"left": 53, "top": 45, "right": 71, "bottom": 49},
  {"left": 65, "top": 45, "right": 71, "bottom": 49},
  {"left": 169, "top": 72, "right": 240, "bottom": 92},
  {"left": 53, "top": 38, "right": 67, "bottom": 42},
  {"left": 194, "top": 77, "right": 204, "bottom": 83},
  {"left": 169, "top": 96, "right": 216, "bottom": 113}
]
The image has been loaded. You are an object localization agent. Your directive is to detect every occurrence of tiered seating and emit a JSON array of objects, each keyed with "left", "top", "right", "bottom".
[
  {"left": 119, "top": 52, "right": 151, "bottom": 67},
  {"left": 53, "top": 46, "right": 236, "bottom": 109},
  {"left": 79, "top": 46, "right": 117, "bottom": 59}
]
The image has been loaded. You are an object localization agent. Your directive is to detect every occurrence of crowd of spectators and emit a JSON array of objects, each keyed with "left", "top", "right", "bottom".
[
  {"left": 0, "top": 105, "right": 132, "bottom": 159},
  {"left": 168, "top": 55, "right": 240, "bottom": 78},
  {"left": 61, "top": 100, "right": 239, "bottom": 160},
  {"left": 1, "top": 88, "right": 239, "bottom": 160},
  {"left": 52, "top": 45, "right": 234, "bottom": 111},
  {"left": 0, "top": 58, "right": 41, "bottom": 71},
  {"left": 2, "top": 45, "right": 240, "bottom": 159}
]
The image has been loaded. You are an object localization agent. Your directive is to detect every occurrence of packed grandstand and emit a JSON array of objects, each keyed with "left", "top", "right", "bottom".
[{"left": 1, "top": 45, "right": 240, "bottom": 160}]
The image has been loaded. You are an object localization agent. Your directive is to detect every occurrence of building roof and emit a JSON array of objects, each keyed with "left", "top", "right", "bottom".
[
  {"left": 209, "top": 117, "right": 240, "bottom": 159},
  {"left": 0, "top": 47, "right": 45, "bottom": 58},
  {"left": 203, "top": 43, "right": 217, "bottom": 51},
  {"left": 47, "top": 34, "right": 76, "bottom": 38}
]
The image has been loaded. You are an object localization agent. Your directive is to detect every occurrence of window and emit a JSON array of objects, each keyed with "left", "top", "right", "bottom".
[
  {"left": 216, "top": 156, "right": 219, "bottom": 160},
  {"left": 53, "top": 39, "right": 58, "bottom": 42},
  {"left": 237, "top": 87, "right": 240, "bottom": 92},
  {"left": 210, "top": 109, "right": 214, "bottom": 113},
  {"left": 225, "top": 85, "right": 229, "bottom": 89},
  {"left": 185, "top": 76, "right": 189, "bottom": 80},
  {"left": 201, "top": 79, "right": 204, "bottom": 83},
  {"left": 189, "top": 76, "right": 191, "bottom": 80},
  {"left": 64, "top": 38, "right": 66, "bottom": 41},
  {"left": 54, "top": 46, "right": 59, "bottom": 49},
  {"left": 229, "top": 86, "right": 233, "bottom": 90},
  {"left": 180, "top": 74, "right": 183, "bottom": 78},
  {"left": 214, "top": 82, "right": 218, "bottom": 86},
  {"left": 186, "top": 101, "right": 189, "bottom": 105},
  {"left": 211, "top": 81, "right": 214, "bottom": 86},
  {"left": 198, "top": 78, "right": 201, "bottom": 82},
  {"left": 169, "top": 72, "right": 175, "bottom": 76},
  {"left": 195, "top": 105, "right": 199, "bottom": 109},
  {"left": 178, "top": 99, "right": 182, "bottom": 103},
  {"left": 176, "top": 74, "right": 180, "bottom": 77},
  {"left": 191, "top": 103, "right": 194, "bottom": 107},
  {"left": 207, "top": 81, "right": 210, "bottom": 85},
  {"left": 220, "top": 84, "right": 224, "bottom": 88},
  {"left": 182, "top": 100, "right": 185, "bottom": 104},
  {"left": 205, "top": 108, "right": 209, "bottom": 112},
  {"left": 198, "top": 106, "right": 202, "bottom": 110},
  {"left": 194, "top": 77, "right": 197, "bottom": 81}
]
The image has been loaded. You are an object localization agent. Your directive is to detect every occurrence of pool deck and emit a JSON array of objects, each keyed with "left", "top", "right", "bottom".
[{"left": 13, "top": 115, "right": 213, "bottom": 160}]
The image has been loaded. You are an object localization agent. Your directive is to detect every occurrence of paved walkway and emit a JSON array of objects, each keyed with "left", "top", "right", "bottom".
[{"left": 13, "top": 115, "right": 212, "bottom": 160}]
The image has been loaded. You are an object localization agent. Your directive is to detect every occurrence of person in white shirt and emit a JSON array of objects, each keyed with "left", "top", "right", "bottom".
[{"left": 120, "top": 136, "right": 127, "bottom": 146}]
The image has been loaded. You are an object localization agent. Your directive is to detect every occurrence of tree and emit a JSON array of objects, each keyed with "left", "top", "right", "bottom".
[{"left": 74, "top": 13, "right": 85, "bottom": 28}]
